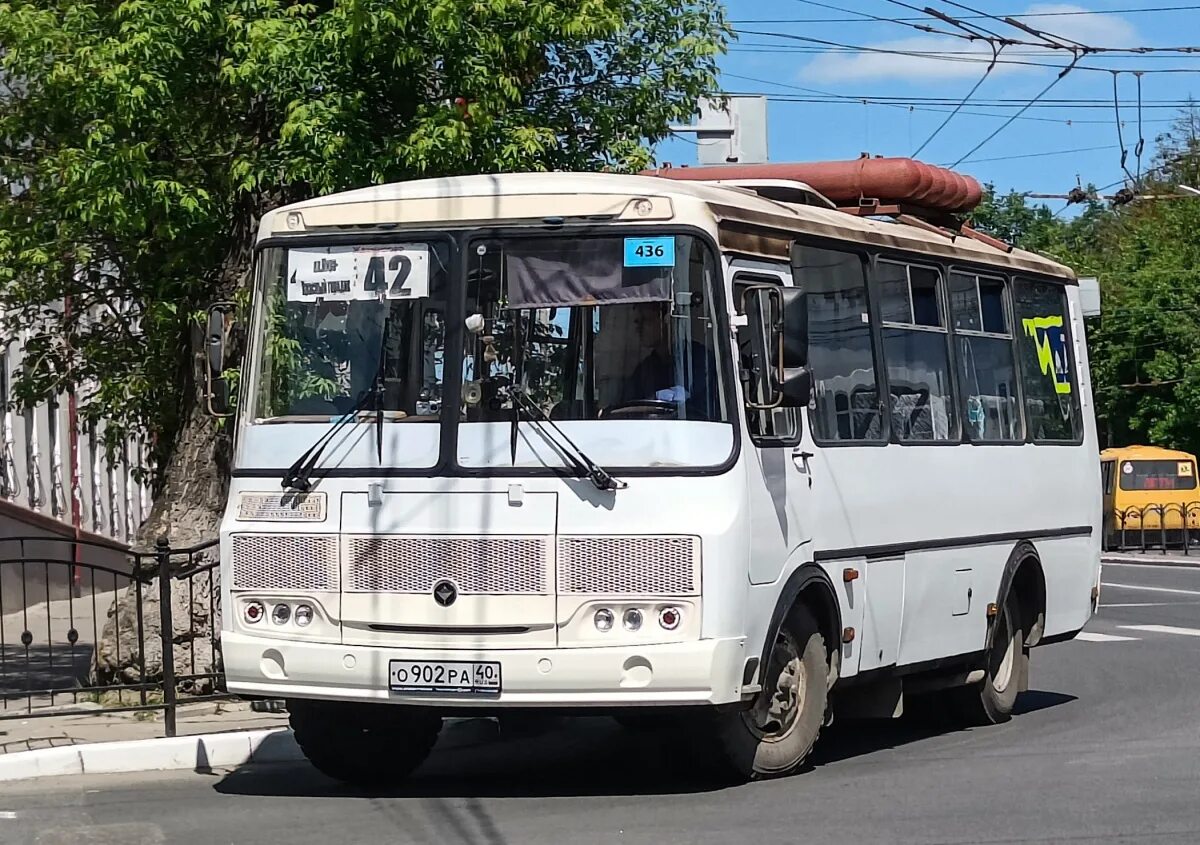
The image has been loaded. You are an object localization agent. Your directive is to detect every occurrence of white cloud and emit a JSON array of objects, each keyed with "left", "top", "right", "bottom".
[
  {"left": 799, "top": 5, "right": 1140, "bottom": 85},
  {"left": 1018, "top": 4, "right": 1137, "bottom": 46}
]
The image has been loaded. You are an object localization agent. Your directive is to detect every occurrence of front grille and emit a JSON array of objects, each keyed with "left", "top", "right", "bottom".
[
  {"left": 230, "top": 534, "right": 340, "bottom": 591},
  {"left": 236, "top": 492, "right": 326, "bottom": 522},
  {"left": 344, "top": 536, "right": 551, "bottom": 595},
  {"left": 557, "top": 536, "right": 700, "bottom": 595}
]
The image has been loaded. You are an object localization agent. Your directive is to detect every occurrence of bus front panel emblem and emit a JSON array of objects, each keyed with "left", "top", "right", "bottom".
[{"left": 433, "top": 580, "right": 457, "bottom": 607}]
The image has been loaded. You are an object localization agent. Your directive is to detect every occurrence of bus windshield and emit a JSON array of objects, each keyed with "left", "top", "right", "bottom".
[
  {"left": 461, "top": 233, "right": 729, "bottom": 424},
  {"left": 250, "top": 241, "right": 450, "bottom": 422},
  {"left": 1119, "top": 459, "right": 1198, "bottom": 491}
]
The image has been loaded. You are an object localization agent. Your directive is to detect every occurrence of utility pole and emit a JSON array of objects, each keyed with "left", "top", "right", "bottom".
[{"left": 668, "top": 95, "right": 769, "bottom": 165}]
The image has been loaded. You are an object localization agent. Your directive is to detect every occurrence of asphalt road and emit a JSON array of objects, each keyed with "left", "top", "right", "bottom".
[{"left": 4, "top": 561, "right": 1200, "bottom": 845}]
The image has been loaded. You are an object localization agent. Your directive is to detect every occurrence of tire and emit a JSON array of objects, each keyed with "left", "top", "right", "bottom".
[
  {"left": 691, "top": 605, "right": 828, "bottom": 782},
  {"left": 952, "top": 592, "right": 1024, "bottom": 725},
  {"left": 288, "top": 699, "right": 442, "bottom": 788}
]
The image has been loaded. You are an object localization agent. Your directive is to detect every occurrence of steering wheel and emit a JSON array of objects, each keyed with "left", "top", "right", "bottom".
[{"left": 601, "top": 400, "right": 679, "bottom": 420}]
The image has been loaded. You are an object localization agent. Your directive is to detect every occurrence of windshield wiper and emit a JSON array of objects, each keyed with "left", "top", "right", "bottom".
[
  {"left": 283, "top": 315, "right": 390, "bottom": 492},
  {"left": 508, "top": 387, "right": 626, "bottom": 492}
]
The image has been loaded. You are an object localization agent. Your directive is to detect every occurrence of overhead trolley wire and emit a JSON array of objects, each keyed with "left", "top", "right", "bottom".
[
  {"left": 950, "top": 53, "right": 1084, "bottom": 167},
  {"left": 911, "top": 42, "right": 1004, "bottom": 157},
  {"left": 735, "top": 3, "right": 1200, "bottom": 25}
]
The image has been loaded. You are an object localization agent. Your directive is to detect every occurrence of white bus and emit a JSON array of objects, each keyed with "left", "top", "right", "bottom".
[{"left": 208, "top": 165, "right": 1101, "bottom": 785}]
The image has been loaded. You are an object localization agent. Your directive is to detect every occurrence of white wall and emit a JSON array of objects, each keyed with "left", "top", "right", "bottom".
[{"left": 0, "top": 337, "right": 151, "bottom": 546}]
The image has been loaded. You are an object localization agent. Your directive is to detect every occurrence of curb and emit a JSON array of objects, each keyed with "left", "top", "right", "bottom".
[
  {"left": 0, "top": 728, "right": 302, "bottom": 782},
  {"left": 1102, "top": 554, "right": 1200, "bottom": 569}
]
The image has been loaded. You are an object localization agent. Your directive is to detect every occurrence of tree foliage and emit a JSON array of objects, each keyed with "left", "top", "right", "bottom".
[
  {"left": 0, "top": 0, "right": 729, "bottom": 531},
  {"left": 970, "top": 108, "right": 1200, "bottom": 456}
]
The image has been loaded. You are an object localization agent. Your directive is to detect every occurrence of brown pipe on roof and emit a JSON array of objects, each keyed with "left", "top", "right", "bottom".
[{"left": 643, "top": 156, "right": 984, "bottom": 214}]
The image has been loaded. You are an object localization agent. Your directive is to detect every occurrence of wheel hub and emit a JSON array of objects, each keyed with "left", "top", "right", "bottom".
[{"left": 747, "top": 631, "right": 807, "bottom": 741}]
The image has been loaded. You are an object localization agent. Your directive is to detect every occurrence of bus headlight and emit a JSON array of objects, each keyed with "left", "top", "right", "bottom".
[
  {"left": 622, "top": 608, "right": 643, "bottom": 632},
  {"left": 294, "top": 604, "right": 314, "bottom": 627},
  {"left": 594, "top": 608, "right": 615, "bottom": 632}
]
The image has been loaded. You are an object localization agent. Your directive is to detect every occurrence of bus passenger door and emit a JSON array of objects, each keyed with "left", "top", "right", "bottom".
[{"left": 733, "top": 266, "right": 815, "bottom": 586}]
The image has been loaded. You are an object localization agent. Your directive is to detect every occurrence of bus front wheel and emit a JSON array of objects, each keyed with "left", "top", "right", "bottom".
[
  {"left": 692, "top": 605, "right": 828, "bottom": 781},
  {"left": 288, "top": 699, "right": 442, "bottom": 787}
]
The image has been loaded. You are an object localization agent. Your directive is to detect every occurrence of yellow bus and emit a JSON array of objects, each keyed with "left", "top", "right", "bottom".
[{"left": 1101, "top": 445, "right": 1200, "bottom": 549}]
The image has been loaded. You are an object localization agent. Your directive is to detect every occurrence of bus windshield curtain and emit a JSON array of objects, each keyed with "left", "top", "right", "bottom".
[{"left": 504, "top": 238, "right": 672, "bottom": 310}]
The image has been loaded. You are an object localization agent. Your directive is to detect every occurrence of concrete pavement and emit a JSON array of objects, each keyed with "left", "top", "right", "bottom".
[{"left": 3, "top": 561, "right": 1200, "bottom": 844}]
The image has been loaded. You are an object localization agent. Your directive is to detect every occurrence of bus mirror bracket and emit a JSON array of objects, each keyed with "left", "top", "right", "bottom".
[{"left": 205, "top": 302, "right": 235, "bottom": 418}]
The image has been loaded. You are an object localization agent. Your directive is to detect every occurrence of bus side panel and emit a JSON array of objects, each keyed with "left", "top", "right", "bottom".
[
  {"left": 1037, "top": 534, "right": 1097, "bottom": 639},
  {"left": 894, "top": 546, "right": 995, "bottom": 668},
  {"left": 811, "top": 440, "right": 1098, "bottom": 669}
]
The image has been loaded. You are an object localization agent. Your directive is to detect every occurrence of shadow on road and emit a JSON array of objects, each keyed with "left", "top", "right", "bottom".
[
  {"left": 808, "top": 688, "right": 1078, "bottom": 768},
  {"left": 214, "top": 688, "right": 1077, "bottom": 802}
]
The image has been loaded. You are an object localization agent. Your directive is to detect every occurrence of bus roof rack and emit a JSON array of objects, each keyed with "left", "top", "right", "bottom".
[{"left": 643, "top": 155, "right": 1017, "bottom": 253}]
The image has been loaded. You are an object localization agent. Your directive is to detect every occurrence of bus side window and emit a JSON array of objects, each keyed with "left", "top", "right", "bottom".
[
  {"left": 1014, "top": 279, "right": 1082, "bottom": 442},
  {"left": 797, "top": 246, "right": 883, "bottom": 443},
  {"left": 877, "top": 260, "right": 957, "bottom": 442},
  {"left": 733, "top": 278, "right": 799, "bottom": 445},
  {"left": 1101, "top": 460, "right": 1114, "bottom": 494}
]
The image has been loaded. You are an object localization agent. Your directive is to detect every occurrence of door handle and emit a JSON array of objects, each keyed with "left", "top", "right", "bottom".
[{"left": 792, "top": 449, "right": 814, "bottom": 474}]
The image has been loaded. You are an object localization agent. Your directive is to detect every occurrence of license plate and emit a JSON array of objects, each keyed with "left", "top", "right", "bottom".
[{"left": 388, "top": 660, "right": 501, "bottom": 695}]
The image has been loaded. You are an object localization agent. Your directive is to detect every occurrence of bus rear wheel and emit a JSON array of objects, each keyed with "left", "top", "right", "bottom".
[
  {"left": 692, "top": 606, "right": 828, "bottom": 782},
  {"left": 952, "top": 592, "right": 1024, "bottom": 725},
  {"left": 288, "top": 699, "right": 442, "bottom": 788}
]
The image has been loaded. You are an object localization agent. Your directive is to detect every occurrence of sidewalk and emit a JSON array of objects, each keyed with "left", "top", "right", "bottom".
[
  {"left": 0, "top": 698, "right": 288, "bottom": 754},
  {"left": 1102, "top": 549, "right": 1200, "bottom": 568}
]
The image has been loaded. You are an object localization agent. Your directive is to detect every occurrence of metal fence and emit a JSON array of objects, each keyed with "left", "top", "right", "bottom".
[
  {"left": 1105, "top": 502, "right": 1200, "bottom": 553},
  {"left": 0, "top": 534, "right": 227, "bottom": 736}
]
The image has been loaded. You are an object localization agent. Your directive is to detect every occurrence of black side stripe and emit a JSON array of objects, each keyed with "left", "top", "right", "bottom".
[{"left": 813, "top": 525, "right": 1094, "bottom": 562}]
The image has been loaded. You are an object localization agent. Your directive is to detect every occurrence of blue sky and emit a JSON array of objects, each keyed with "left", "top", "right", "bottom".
[{"left": 652, "top": 1, "right": 1200, "bottom": 204}]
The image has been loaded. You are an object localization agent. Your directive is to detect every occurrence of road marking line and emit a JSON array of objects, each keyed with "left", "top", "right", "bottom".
[
  {"left": 0, "top": 812, "right": 16, "bottom": 819},
  {"left": 1075, "top": 631, "right": 1139, "bottom": 642},
  {"left": 1101, "top": 602, "right": 1199, "bottom": 607},
  {"left": 1121, "top": 624, "right": 1200, "bottom": 638},
  {"left": 1100, "top": 582, "right": 1200, "bottom": 596},
  {"left": 1103, "top": 561, "right": 1200, "bottom": 572}
]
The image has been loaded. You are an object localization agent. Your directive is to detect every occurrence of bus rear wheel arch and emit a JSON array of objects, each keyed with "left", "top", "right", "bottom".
[{"left": 951, "top": 547, "right": 1046, "bottom": 724}]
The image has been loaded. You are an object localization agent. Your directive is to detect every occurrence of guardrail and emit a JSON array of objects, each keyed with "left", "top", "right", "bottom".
[
  {"left": 0, "top": 534, "right": 226, "bottom": 736},
  {"left": 1105, "top": 502, "right": 1200, "bottom": 554}
]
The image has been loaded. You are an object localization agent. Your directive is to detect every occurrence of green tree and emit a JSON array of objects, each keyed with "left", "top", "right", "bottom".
[
  {"left": 0, "top": 0, "right": 730, "bottom": 543},
  {"left": 969, "top": 109, "right": 1200, "bottom": 455}
]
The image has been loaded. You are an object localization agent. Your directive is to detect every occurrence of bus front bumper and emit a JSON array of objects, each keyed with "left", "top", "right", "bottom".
[{"left": 222, "top": 632, "right": 748, "bottom": 707}]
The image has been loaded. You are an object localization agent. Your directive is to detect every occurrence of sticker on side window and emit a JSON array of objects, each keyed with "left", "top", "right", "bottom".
[{"left": 623, "top": 237, "right": 675, "bottom": 268}]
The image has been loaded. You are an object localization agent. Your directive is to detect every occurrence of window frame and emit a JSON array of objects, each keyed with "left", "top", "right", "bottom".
[
  {"left": 1013, "top": 276, "right": 1085, "bottom": 447},
  {"left": 873, "top": 255, "right": 962, "bottom": 446},
  {"left": 792, "top": 239, "right": 889, "bottom": 449},
  {"left": 241, "top": 224, "right": 741, "bottom": 480},
  {"left": 947, "top": 267, "right": 1026, "bottom": 445},
  {"left": 453, "top": 224, "right": 740, "bottom": 477},
  {"left": 732, "top": 271, "right": 801, "bottom": 449}
]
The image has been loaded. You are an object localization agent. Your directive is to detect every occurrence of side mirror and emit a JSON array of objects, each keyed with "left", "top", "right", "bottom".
[
  {"left": 205, "top": 302, "right": 235, "bottom": 417},
  {"left": 738, "top": 284, "right": 812, "bottom": 410},
  {"left": 779, "top": 287, "right": 807, "bottom": 368},
  {"left": 777, "top": 287, "right": 811, "bottom": 408},
  {"left": 780, "top": 367, "right": 812, "bottom": 407}
]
